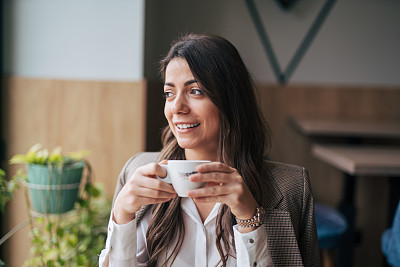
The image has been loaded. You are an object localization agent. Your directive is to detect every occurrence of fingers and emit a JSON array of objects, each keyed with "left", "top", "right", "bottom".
[
  {"left": 187, "top": 162, "right": 257, "bottom": 219},
  {"left": 190, "top": 164, "right": 241, "bottom": 185},
  {"left": 134, "top": 196, "right": 175, "bottom": 205},
  {"left": 131, "top": 182, "right": 176, "bottom": 199},
  {"left": 134, "top": 175, "right": 175, "bottom": 194},
  {"left": 196, "top": 162, "right": 235, "bottom": 174},
  {"left": 139, "top": 162, "right": 168, "bottom": 179},
  {"left": 116, "top": 163, "right": 176, "bottom": 209},
  {"left": 188, "top": 181, "right": 258, "bottom": 220},
  {"left": 115, "top": 177, "right": 176, "bottom": 212},
  {"left": 113, "top": 162, "right": 177, "bottom": 225},
  {"left": 188, "top": 162, "right": 241, "bottom": 199},
  {"left": 190, "top": 172, "right": 239, "bottom": 184},
  {"left": 187, "top": 182, "right": 238, "bottom": 200},
  {"left": 113, "top": 194, "right": 173, "bottom": 225}
]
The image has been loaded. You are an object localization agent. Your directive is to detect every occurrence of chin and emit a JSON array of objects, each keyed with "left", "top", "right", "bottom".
[
  {"left": 176, "top": 142, "right": 194, "bottom": 150},
  {"left": 176, "top": 139, "right": 199, "bottom": 150}
]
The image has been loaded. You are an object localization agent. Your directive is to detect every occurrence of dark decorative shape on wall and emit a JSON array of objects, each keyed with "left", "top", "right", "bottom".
[
  {"left": 245, "top": 0, "right": 337, "bottom": 84},
  {"left": 275, "top": 0, "right": 299, "bottom": 10}
]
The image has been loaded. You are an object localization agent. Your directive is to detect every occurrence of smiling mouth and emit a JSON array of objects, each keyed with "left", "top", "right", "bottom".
[{"left": 176, "top": 123, "right": 200, "bottom": 129}]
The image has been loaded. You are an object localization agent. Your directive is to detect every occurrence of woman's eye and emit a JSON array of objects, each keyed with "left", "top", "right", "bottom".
[
  {"left": 162, "top": 91, "right": 173, "bottom": 99},
  {"left": 191, "top": 89, "right": 204, "bottom": 96}
]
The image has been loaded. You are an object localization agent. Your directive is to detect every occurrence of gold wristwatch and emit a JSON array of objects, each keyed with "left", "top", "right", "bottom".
[{"left": 235, "top": 207, "right": 265, "bottom": 228}]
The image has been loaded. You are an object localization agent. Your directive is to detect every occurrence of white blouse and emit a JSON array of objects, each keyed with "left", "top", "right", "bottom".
[{"left": 99, "top": 198, "right": 272, "bottom": 267}]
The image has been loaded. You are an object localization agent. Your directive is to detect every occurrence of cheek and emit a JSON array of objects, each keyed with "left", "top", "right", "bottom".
[
  {"left": 207, "top": 108, "right": 220, "bottom": 135},
  {"left": 211, "top": 118, "right": 220, "bottom": 136},
  {"left": 164, "top": 103, "right": 171, "bottom": 121},
  {"left": 164, "top": 105, "right": 174, "bottom": 131}
]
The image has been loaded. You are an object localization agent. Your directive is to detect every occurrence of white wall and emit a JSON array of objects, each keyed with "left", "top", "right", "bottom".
[
  {"left": 5, "top": 0, "right": 399, "bottom": 84},
  {"left": 145, "top": 0, "right": 400, "bottom": 86},
  {"left": 3, "top": 0, "right": 144, "bottom": 81}
]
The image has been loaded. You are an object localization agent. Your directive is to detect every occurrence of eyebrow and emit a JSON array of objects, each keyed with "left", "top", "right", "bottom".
[{"left": 164, "top": 79, "right": 198, "bottom": 87}]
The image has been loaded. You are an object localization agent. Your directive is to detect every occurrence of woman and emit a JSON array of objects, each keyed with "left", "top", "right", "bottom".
[{"left": 99, "top": 34, "right": 319, "bottom": 266}]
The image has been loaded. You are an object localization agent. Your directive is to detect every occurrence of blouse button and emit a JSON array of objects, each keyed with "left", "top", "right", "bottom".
[
  {"left": 249, "top": 238, "right": 254, "bottom": 244},
  {"left": 253, "top": 262, "right": 257, "bottom": 266}
]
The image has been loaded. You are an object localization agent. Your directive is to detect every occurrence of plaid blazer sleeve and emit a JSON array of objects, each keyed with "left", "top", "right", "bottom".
[{"left": 264, "top": 161, "right": 320, "bottom": 266}]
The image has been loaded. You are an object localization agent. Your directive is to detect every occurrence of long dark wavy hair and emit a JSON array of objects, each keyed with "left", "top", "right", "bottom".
[{"left": 146, "top": 34, "right": 271, "bottom": 267}]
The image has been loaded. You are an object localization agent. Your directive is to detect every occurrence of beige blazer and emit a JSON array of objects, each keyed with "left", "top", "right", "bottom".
[{"left": 112, "top": 152, "right": 320, "bottom": 266}]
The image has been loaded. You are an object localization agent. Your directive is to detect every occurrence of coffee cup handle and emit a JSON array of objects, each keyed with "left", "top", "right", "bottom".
[{"left": 157, "top": 164, "right": 172, "bottom": 184}]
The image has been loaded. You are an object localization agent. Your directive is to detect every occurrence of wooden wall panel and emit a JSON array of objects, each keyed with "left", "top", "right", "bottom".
[{"left": 3, "top": 76, "right": 146, "bottom": 267}]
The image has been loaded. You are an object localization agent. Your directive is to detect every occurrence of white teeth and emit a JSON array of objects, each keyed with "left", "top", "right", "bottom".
[{"left": 177, "top": 123, "right": 200, "bottom": 129}]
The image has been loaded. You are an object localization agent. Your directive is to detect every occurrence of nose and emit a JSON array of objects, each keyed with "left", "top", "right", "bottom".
[{"left": 171, "top": 93, "right": 189, "bottom": 114}]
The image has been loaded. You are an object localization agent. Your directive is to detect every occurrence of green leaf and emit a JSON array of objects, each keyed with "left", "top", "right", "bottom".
[
  {"left": 56, "top": 227, "right": 64, "bottom": 238},
  {"left": 66, "top": 234, "right": 78, "bottom": 247},
  {"left": 26, "top": 143, "right": 44, "bottom": 164},
  {"left": 48, "top": 146, "right": 63, "bottom": 164},
  {"left": 46, "top": 222, "right": 54, "bottom": 232},
  {"left": 10, "top": 143, "right": 43, "bottom": 164},
  {"left": 35, "top": 149, "right": 49, "bottom": 164},
  {"left": 7, "top": 180, "right": 20, "bottom": 194},
  {"left": 57, "top": 258, "right": 65, "bottom": 266},
  {"left": 28, "top": 143, "right": 42, "bottom": 154},
  {"left": 76, "top": 254, "right": 87, "bottom": 265},
  {"left": 85, "top": 184, "right": 100, "bottom": 198},
  {"left": 44, "top": 248, "right": 58, "bottom": 261},
  {"left": 9, "top": 154, "right": 27, "bottom": 164},
  {"left": 67, "top": 150, "right": 91, "bottom": 161}
]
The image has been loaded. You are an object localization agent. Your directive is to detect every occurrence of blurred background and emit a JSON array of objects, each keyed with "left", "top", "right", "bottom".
[{"left": 1, "top": 0, "right": 400, "bottom": 266}]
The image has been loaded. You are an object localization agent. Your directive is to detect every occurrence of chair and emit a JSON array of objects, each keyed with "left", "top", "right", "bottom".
[
  {"left": 382, "top": 201, "right": 400, "bottom": 267},
  {"left": 315, "top": 203, "right": 348, "bottom": 267}
]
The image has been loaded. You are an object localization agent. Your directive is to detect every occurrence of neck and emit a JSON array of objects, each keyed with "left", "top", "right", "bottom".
[{"left": 185, "top": 149, "right": 218, "bottom": 161}]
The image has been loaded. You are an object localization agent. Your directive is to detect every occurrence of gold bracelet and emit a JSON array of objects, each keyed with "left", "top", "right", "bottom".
[{"left": 235, "top": 207, "right": 265, "bottom": 228}]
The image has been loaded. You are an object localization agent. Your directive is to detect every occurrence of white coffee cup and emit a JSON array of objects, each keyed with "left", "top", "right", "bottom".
[{"left": 157, "top": 160, "right": 211, "bottom": 197}]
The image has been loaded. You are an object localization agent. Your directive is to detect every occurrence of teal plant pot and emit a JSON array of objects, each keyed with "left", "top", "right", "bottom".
[{"left": 26, "top": 161, "right": 84, "bottom": 214}]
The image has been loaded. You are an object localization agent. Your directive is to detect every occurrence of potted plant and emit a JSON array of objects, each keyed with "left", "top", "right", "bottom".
[
  {"left": 0, "top": 168, "right": 20, "bottom": 214},
  {"left": 10, "top": 144, "right": 90, "bottom": 214},
  {"left": 0, "top": 168, "right": 7, "bottom": 266},
  {"left": 0, "top": 167, "right": 19, "bottom": 267},
  {"left": 0, "top": 145, "right": 112, "bottom": 266}
]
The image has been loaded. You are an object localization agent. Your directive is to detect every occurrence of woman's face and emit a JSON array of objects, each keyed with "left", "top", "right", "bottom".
[{"left": 164, "top": 58, "right": 220, "bottom": 158}]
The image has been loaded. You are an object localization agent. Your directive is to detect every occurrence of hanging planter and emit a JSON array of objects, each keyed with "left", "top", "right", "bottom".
[
  {"left": 26, "top": 161, "right": 84, "bottom": 213},
  {"left": 10, "top": 144, "right": 91, "bottom": 214}
]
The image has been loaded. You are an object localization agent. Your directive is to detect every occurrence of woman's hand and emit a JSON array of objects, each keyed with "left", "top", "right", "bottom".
[
  {"left": 112, "top": 162, "right": 177, "bottom": 225},
  {"left": 187, "top": 162, "right": 258, "bottom": 226}
]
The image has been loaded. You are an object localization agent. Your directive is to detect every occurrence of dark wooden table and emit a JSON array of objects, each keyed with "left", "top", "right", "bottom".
[
  {"left": 312, "top": 144, "right": 400, "bottom": 267},
  {"left": 290, "top": 116, "right": 400, "bottom": 267},
  {"left": 290, "top": 117, "right": 400, "bottom": 139}
]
